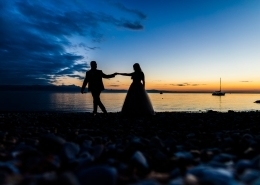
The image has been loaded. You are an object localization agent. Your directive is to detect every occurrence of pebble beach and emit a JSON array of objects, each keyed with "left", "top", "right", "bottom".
[{"left": 1, "top": 111, "right": 260, "bottom": 185}]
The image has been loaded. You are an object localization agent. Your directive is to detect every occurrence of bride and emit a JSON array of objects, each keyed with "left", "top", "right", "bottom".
[{"left": 116, "top": 63, "right": 155, "bottom": 116}]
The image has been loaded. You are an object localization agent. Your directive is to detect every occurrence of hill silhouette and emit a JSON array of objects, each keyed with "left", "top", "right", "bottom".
[
  {"left": 0, "top": 85, "right": 80, "bottom": 92},
  {"left": 0, "top": 85, "right": 164, "bottom": 93}
]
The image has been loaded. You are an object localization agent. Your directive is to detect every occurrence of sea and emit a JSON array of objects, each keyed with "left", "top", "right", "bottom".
[{"left": 0, "top": 91, "right": 260, "bottom": 112}]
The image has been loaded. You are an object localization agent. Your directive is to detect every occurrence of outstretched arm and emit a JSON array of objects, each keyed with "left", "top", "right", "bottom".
[
  {"left": 81, "top": 73, "right": 88, "bottom": 93},
  {"left": 116, "top": 72, "right": 133, "bottom": 76},
  {"left": 102, "top": 71, "right": 115, "bottom": 79}
]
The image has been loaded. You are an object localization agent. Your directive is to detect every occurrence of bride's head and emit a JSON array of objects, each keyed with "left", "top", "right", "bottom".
[{"left": 133, "top": 63, "right": 142, "bottom": 72}]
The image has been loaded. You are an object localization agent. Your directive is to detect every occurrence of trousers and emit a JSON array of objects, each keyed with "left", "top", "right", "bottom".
[{"left": 91, "top": 90, "right": 107, "bottom": 113}]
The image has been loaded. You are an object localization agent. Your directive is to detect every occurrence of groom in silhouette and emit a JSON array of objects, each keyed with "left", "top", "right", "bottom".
[{"left": 81, "top": 61, "right": 115, "bottom": 115}]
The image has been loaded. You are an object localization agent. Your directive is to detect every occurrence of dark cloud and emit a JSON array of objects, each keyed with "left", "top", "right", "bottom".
[
  {"left": 192, "top": 84, "right": 207, "bottom": 86},
  {"left": 111, "top": 2, "right": 147, "bottom": 20},
  {"left": 97, "top": 12, "right": 144, "bottom": 30},
  {"left": 170, "top": 83, "right": 206, "bottom": 86},
  {"left": 0, "top": 0, "right": 145, "bottom": 85},
  {"left": 78, "top": 43, "right": 100, "bottom": 50},
  {"left": 177, "top": 84, "right": 188, "bottom": 86},
  {"left": 122, "top": 21, "right": 143, "bottom": 30},
  {"left": 67, "top": 75, "right": 85, "bottom": 80},
  {"left": 174, "top": 83, "right": 190, "bottom": 86},
  {"left": 109, "top": 85, "right": 120, "bottom": 87}
]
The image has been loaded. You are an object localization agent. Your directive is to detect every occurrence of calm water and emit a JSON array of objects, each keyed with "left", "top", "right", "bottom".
[{"left": 0, "top": 91, "right": 260, "bottom": 112}]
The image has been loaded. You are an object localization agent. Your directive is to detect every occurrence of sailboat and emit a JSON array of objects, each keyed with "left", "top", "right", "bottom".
[{"left": 212, "top": 78, "right": 225, "bottom": 96}]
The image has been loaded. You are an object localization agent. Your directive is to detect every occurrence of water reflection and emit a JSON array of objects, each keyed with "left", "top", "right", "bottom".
[
  {"left": 211, "top": 95, "right": 223, "bottom": 112},
  {"left": 0, "top": 92, "right": 259, "bottom": 112},
  {"left": 218, "top": 96, "right": 223, "bottom": 111},
  {"left": 0, "top": 91, "right": 53, "bottom": 111}
]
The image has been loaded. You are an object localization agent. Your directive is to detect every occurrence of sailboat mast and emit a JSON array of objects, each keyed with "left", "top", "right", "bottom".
[{"left": 220, "top": 78, "right": 221, "bottom": 91}]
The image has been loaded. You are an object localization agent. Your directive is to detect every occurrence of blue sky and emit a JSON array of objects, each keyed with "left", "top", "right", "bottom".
[{"left": 1, "top": 0, "right": 259, "bottom": 92}]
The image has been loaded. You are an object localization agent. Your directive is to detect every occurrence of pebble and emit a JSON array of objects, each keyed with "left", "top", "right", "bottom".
[
  {"left": 60, "top": 142, "right": 80, "bottom": 161},
  {"left": 76, "top": 166, "right": 117, "bottom": 185}
]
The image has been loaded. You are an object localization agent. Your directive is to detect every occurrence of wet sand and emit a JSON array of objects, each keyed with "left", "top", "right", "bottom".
[{"left": 0, "top": 111, "right": 260, "bottom": 185}]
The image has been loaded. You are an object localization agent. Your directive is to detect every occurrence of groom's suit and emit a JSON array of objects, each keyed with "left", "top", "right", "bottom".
[
  {"left": 81, "top": 69, "right": 115, "bottom": 113},
  {"left": 84, "top": 69, "right": 114, "bottom": 92}
]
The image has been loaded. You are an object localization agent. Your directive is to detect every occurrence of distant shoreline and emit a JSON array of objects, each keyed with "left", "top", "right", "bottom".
[
  {"left": 1, "top": 90, "right": 260, "bottom": 94},
  {"left": 0, "top": 85, "right": 259, "bottom": 93}
]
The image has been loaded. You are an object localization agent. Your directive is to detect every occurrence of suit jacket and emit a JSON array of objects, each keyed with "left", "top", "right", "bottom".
[{"left": 81, "top": 69, "right": 114, "bottom": 92}]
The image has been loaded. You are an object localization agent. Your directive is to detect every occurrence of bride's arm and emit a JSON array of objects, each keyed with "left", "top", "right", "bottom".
[
  {"left": 142, "top": 73, "right": 145, "bottom": 88},
  {"left": 117, "top": 72, "right": 133, "bottom": 76}
]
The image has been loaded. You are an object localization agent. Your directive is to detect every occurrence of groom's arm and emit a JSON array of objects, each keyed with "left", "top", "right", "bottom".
[
  {"left": 81, "top": 72, "right": 88, "bottom": 93},
  {"left": 101, "top": 71, "right": 115, "bottom": 78}
]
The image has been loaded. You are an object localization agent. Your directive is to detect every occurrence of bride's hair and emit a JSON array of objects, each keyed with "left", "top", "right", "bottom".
[{"left": 133, "top": 63, "right": 142, "bottom": 72}]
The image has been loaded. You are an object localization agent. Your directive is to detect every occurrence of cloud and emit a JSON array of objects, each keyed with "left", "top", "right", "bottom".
[
  {"left": 170, "top": 83, "right": 189, "bottom": 86},
  {"left": 192, "top": 84, "right": 207, "bottom": 86},
  {"left": 122, "top": 21, "right": 144, "bottom": 30},
  {"left": 109, "top": 85, "right": 120, "bottom": 87},
  {"left": 67, "top": 74, "right": 84, "bottom": 80},
  {"left": 56, "top": 63, "right": 89, "bottom": 75},
  {"left": 240, "top": 81, "right": 252, "bottom": 82},
  {"left": 78, "top": 43, "right": 100, "bottom": 50},
  {"left": 110, "top": 2, "right": 146, "bottom": 20},
  {"left": 0, "top": 0, "right": 145, "bottom": 85},
  {"left": 170, "top": 83, "right": 207, "bottom": 86}
]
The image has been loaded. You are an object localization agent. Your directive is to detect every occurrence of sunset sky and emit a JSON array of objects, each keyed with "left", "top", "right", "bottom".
[{"left": 1, "top": 0, "right": 260, "bottom": 92}]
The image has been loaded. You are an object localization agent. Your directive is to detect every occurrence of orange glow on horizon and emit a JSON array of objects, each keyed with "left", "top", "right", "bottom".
[{"left": 54, "top": 76, "right": 260, "bottom": 93}]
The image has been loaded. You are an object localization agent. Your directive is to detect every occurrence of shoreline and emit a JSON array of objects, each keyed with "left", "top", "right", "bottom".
[
  {"left": 0, "top": 110, "right": 259, "bottom": 114},
  {"left": 1, "top": 111, "right": 260, "bottom": 184},
  {"left": 1, "top": 90, "right": 260, "bottom": 93}
]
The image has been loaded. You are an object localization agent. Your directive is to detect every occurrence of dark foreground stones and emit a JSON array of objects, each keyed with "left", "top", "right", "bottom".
[{"left": 0, "top": 111, "right": 260, "bottom": 184}]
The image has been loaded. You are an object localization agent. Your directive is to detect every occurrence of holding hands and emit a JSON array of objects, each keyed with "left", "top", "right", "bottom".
[
  {"left": 113, "top": 72, "right": 125, "bottom": 75},
  {"left": 114, "top": 72, "right": 123, "bottom": 76}
]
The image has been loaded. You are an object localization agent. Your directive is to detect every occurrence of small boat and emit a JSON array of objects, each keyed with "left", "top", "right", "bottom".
[{"left": 212, "top": 78, "right": 225, "bottom": 96}]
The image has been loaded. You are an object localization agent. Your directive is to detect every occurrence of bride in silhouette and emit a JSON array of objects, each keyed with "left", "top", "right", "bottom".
[{"left": 116, "top": 63, "right": 155, "bottom": 116}]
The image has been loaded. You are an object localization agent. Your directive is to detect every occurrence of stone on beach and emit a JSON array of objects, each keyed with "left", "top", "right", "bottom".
[
  {"left": 60, "top": 142, "right": 80, "bottom": 161},
  {"left": 186, "top": 166, "right": 237, "bottom": 185},
  {"left": 76, "top": 166, "right": 117, "bottom": 185},
  {"left": 39, "top": 134, "right": 66, "bottom": 154}
]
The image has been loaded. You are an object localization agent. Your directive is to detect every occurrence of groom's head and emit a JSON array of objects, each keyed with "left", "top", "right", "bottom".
[{"left": 90, "top": 61, "right": 97, "bottom": 69}]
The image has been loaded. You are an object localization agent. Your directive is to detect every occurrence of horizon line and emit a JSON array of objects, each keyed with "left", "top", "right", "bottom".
[{"left": 0, "top": 85, "right": 259, "bottom": 93}]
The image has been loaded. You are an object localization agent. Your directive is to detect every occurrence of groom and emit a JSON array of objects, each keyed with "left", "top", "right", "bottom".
[{"left": 81, "top": 61, "right": 116, "bottom": 115}]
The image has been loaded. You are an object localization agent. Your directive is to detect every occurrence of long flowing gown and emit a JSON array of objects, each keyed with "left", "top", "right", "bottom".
[{"left": 121, "top": 72, "right": 155, "bottom": 116}]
